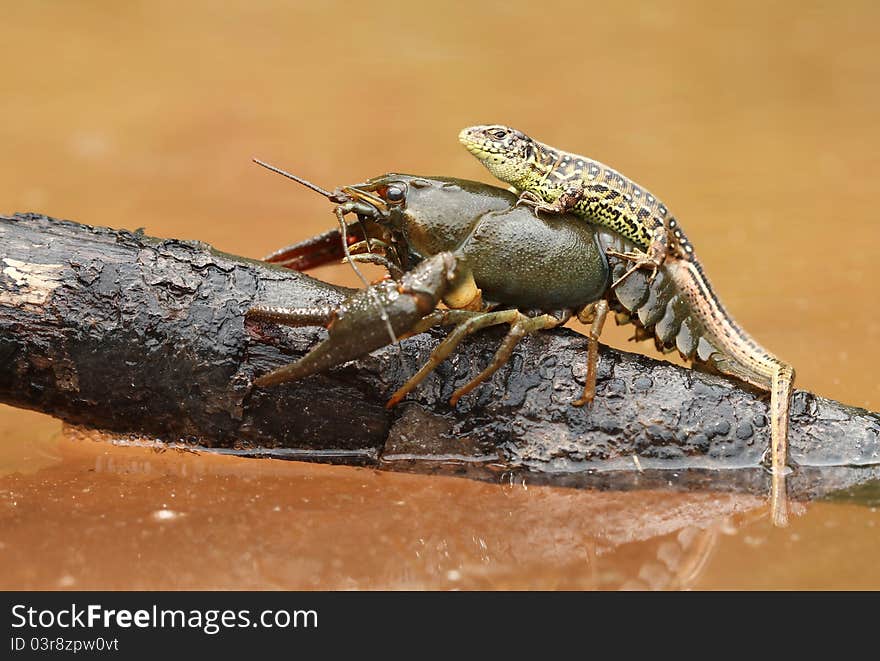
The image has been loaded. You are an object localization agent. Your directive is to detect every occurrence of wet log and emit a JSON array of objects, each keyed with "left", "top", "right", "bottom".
[{"left": 2, "top": 213, "right": 878, "bottom": 501}]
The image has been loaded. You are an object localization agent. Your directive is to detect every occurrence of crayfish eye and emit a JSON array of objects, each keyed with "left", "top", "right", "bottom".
[{"left": 386, "top": 185, "right": 405, "bottom": 203}]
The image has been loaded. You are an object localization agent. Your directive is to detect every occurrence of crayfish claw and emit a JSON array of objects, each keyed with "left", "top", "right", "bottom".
[{"left": 251, "top": 253, "right": 459, "bottom": 389}]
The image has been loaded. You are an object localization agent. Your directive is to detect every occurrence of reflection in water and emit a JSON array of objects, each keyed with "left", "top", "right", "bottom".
[
  {"left": 0, "top": 409, "right": 63, "bottom": 476},
  {"left": 1, "top": 421, "right": 879, "bottom": 590},
  {"left": 0, "top": 431, "right": 764, "bottom": 590}
]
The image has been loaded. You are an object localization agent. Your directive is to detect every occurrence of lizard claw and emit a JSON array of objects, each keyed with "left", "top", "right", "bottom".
[
  {"left": 515, "top": 194, "right": 547, "bottom": 218},
  {"left": 606, "top": 247, "right": 664, "bottom": 288},
  {"left": 515, "top": 192, "right": 539, "bottom": 208}
]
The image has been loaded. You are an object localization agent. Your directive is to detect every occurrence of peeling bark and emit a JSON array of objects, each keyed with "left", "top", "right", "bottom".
[{"left": 2, "top": 213, "right": 878, "bottom": 501}]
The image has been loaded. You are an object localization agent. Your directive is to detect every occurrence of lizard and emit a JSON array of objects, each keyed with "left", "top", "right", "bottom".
[
  {"left": 459, "top": 124, "right": 795, "bottom": 526},
  {"left": 458, "top": 124, "right": 691, "bottom": 287}
]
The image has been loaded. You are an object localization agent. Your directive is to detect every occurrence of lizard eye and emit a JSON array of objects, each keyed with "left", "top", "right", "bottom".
[
  {"left": 491, "top": 128, "right": 508, "bottom": 140},
  {"left": 385, "top": 185, "right": 405, "bottom": 203}
]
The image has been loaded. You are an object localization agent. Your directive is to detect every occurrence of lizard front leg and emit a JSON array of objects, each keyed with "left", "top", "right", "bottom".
[
  {"left": 516, "top": 181, "right": 585, "bottom": 216},
  {"left": 515, "top": 174, "right": 672, "bottom": 288}
]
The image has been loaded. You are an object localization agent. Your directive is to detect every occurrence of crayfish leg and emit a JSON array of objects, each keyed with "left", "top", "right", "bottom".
[
  {"left": 394, "top": 309, "right": 479, "bottom": 343},
  {"left": 572, "top": 299, "right": 609, "bottom": 407},
  {"left": 385, "top": 309, "right": 496, "bottom": 408},
  {"left": 348, "top": 252, "right": 403, "bottom": 280},
  {"left": 448, "top": 311, "right": 569, "bottom": 407},
  {"left": 387, "top": 307, "right": 573, "bottom": 409}
]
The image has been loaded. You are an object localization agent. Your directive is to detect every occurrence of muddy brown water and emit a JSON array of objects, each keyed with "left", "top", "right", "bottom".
[{"left": 1, "top": 1, "right": 878, "bottom": 589}]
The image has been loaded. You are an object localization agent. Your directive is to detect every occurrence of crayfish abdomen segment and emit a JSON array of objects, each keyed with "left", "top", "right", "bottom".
[{"left": 604, "top": 251, "right": 733, "bottom": 372}]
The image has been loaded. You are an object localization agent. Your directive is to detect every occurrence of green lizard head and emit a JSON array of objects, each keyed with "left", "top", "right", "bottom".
[{"left": 458, "top": 125, "right": 537, "bottom": 189}]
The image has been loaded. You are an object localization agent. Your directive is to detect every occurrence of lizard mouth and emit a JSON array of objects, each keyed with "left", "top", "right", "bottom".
[
  {"left": 458, "top": 128, "right": 494, "bottom": 160},
  {"left": 458, "top": 128, "right": 478, "bottom": 148}
]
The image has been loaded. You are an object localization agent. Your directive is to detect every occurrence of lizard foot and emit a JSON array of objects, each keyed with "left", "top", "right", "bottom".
[
  {"left": 515, "top": 191, "right": 556, "bottom": 218},
  {"left": 606, "top": 247, "right": 663, "bottom": 288}
]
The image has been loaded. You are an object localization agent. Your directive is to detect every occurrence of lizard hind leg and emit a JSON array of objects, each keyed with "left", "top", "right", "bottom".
[{"left": 606, "top": 225, "right": 670, "bottom": 288}]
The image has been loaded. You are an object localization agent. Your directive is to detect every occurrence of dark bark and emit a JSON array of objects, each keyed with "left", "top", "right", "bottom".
[{"left": 2, "top": 213, "right": 878, "bottom": 501}]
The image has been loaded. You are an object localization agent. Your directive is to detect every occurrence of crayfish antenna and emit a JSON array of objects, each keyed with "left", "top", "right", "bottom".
[
  {"left": 252, "top": 157, "right": 397, "bottom": 345},
  {"left": 252, "top": 158, "right": 347, "bottom": 203}
]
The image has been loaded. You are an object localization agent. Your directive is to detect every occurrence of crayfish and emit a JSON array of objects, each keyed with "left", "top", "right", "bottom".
[
  {"left": 246, "top": 165, "right": 791, "bottom": 524},
  {"left": 249, "top": 169, "right": 611, "bottom": 408}
]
